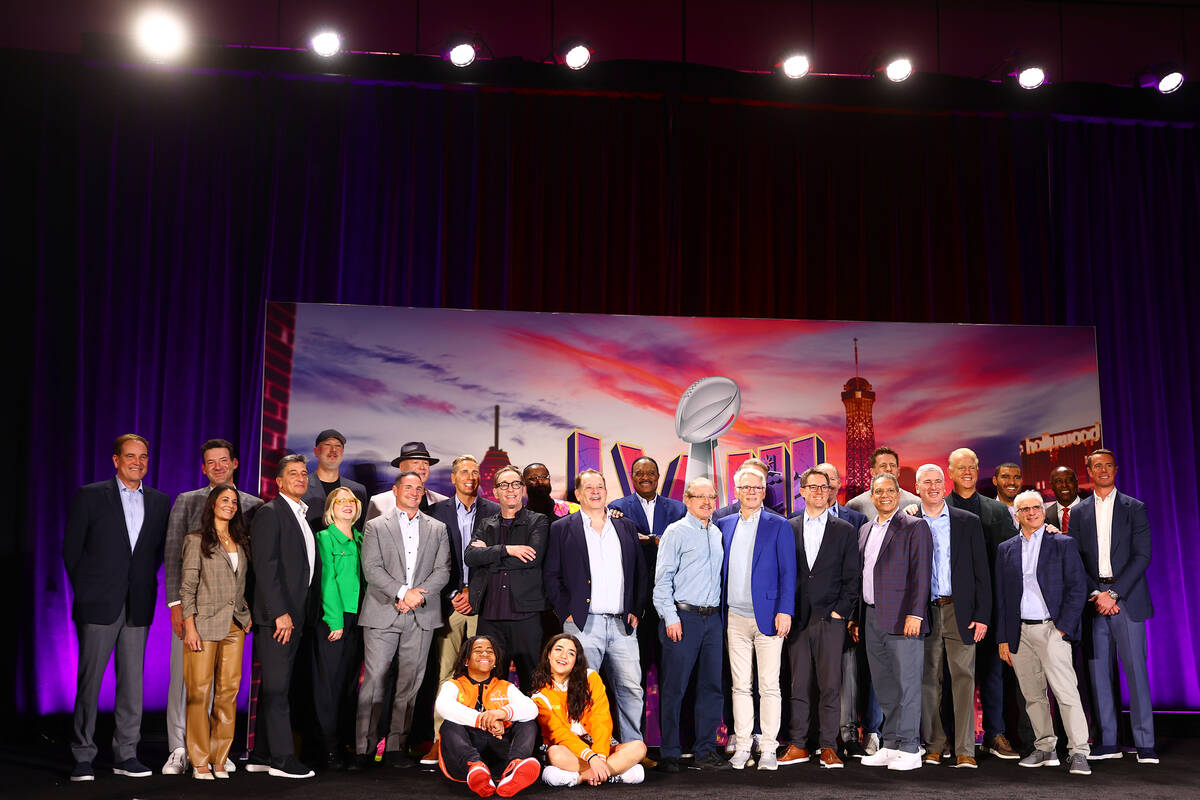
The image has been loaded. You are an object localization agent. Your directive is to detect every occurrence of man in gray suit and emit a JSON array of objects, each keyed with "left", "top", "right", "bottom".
[
  {"left": 355, "top": 471, "right": 451, "bottom": 769},
  {"left": 161, "top": 439, "right": 262, "bottom": 776}
]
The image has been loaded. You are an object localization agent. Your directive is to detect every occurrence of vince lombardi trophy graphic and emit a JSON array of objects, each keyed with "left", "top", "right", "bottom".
[{"left": 674, "top": 376, "right": 741, "bottom": 485}]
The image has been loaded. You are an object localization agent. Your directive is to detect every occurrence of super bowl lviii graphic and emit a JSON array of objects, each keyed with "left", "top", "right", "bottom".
[{"left": 261, "top": 304, "right": 1101, "bottom": 512}]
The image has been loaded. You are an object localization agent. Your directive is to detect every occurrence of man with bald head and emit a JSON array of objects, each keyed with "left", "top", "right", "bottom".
[{"left": 1044, "top": 466, "right": 1082, "bottom": 533}]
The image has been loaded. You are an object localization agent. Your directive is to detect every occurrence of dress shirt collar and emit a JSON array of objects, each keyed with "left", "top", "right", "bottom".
[
  {"left": 804, "top": 509, "right": 829, "bottom": 526},
  {"left": 738, "top": 507, "right": 763, "bottom": 525},
  {"left": 923, "top": 501, "right": 949, "bottom": 520},
  {"left": 279, "top": 492, "right": 308, "bottom": 519},
  {"left": 118, "top": 480, "right": 144, "bottom": 494},
  {"left": 683, "top": 512, "right": 712, "bottom": 530},
  {"left": 455, "top": 496, "right": 477, "bottom": 514},
  {"left": 873, "top": 510, "right": 897, "bottom": 527}
]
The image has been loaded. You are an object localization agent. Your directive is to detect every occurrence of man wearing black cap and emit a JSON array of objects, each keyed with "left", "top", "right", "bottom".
[
  {"left": 366, "top": 442, "right": 448, "bottom": 521},
  {"left": 301, "top": 429, "right": 369, "bottom": 532}
]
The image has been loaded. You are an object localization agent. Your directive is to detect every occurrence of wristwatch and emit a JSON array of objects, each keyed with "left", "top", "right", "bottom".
[{"left": 1106, "top": 589, "right": 1120, "bottom": 601}]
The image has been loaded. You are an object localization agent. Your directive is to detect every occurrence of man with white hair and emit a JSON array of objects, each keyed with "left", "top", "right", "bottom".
[{"left": 911, "top": 464, "right": 991, "bottom": 768}]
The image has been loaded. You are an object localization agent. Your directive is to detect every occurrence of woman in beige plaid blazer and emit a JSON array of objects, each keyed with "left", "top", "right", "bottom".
[{"left": 180, "top": 484, "right": 252, "bottom": 779}]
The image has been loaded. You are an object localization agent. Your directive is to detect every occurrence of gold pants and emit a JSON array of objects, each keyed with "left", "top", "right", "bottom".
[{"left": 183, "top": 622, "right": 245, "bottom": 770}]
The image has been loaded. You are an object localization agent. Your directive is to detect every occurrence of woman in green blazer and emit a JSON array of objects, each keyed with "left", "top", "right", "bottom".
[{"left": 312, "top": 486, "right": 364, "bottom": 768}]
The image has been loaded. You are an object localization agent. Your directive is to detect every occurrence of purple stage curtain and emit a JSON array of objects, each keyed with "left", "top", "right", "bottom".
[{"left": 15, "top": 52, "right": 1199, "bottom": 714}]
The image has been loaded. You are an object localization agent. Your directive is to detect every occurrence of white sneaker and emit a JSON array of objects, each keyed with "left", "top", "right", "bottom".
[
  {"left": 541, "top": 765, "right": 579, "bottom": 787},
  {"left": 757, "top": 752, "right": 778, "bottom": 771},
  {"left": 887, "top": 751, "right": 923, "bottom": 771},
  {"left": 865, "top": 733, "right": 881, "bottom": 755},
  {"left": 729, "top": 750, "right": 753, "bottom": 770},
  {"left": 861, "top": 747, "right": 898, "bottom": 767},
  {"left": 610, "top": 764, "right": 645, "bottom": 784},
  {"left": 224, "top": 758, "right": 236, "bottom": 773},
  {"left": 161, "top": 748, "right": 187, "bottom": 775}
]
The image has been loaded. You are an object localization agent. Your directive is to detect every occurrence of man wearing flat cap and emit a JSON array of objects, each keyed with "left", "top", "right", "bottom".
[
  {"left": 367, "top": 442, "right": 448, "bottom": 521},
  {"left": 301, "top": 429, "right": 369, "bottom": 532}
]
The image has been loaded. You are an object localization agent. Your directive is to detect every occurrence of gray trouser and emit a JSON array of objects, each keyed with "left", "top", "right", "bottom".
[
  {"left": 72, "top": 611, "right": 148, "bottom": 764},
  {"left": 355, "top": 614, "right": 434, "bottom": 754},
  {"left": 167, "top": 629, "right": 187, "bottom": 750},
  {"left": 863, "top": 606, "right": 923, "bottom": 753}
]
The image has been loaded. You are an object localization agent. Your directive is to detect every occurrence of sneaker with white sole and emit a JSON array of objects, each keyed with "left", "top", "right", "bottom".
[
  {"left": 1068, "top": 753, "right": 1091, "bottom": 775},
  {"left": 729, "top": 750, "right": 753, "bottom": 770},
  {"left": 861, "top": 747, "right": 898, "bottom": 767},
  {"left": 112, "top": 758, "right": 152, "bottom": 777},
  {"left": 162, "top": 747, "right": 188, "bottom": 775},
  {"left": 609, "top": 764, "right": 645, "bottom": 784},
  {"left": 757, "top": 752, "right": 778, "bottom": 771},
  {"left": 1019, "top": 750, "right": 1060, "bottom": 768},
  {"left": 541, "top": 765, "right": 579, "bottom": 787},
  {"left": 224, "top": 758, "right": 236, "bottom": 773},
  {"left": 864, "top": 732, "right": 881, "bottom": 756},
  {"left": 887, "top": 751, "right": 922, "bottom": 771}
]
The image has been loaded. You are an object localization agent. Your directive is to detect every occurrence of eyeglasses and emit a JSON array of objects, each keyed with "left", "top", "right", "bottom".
[
  {"left": 1016, "top": 506, "right": 1044, "bottom": 514},
  {"left": 495, "top": 481, "right": 524, "bottom": 491},
  {"left": 686, "top": 494, "right": 718, "bottom": 501},
  {"left": 801, "top": 484, "right": 830, "bottom": 491},
  {"left": 736, "top": 485, "right": 766, "bottom": 493},
  {"left": 872, "top": 488, "right": 899, "bottom": 496},
  {"left": 332, "top": 498, "right": 357, "bottom": 506}
]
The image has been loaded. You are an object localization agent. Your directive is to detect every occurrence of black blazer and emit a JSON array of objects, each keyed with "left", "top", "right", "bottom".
[
  {"left": 916, "top": 505, "right": 992, "bottom": 639},
  {"left": 250, "top": 496, "right": 321, "bottom": 628},
  {"left": 544, "top": 512, "right": 649, "bottom": 635},
  {"left": 63, "top": 478, "right": 169, "bottom": 626},
  {"left": 428, "top": 495, "right": 501, "bottom": 605},
  {"left": 994, "top": 531, "right": 1087, "bottom": 653},
  {"left": 787, "top": 513, "right": 859, "bottom": 631},
  {"left": 947, "top": 491, "right": 1016, "bottom": 568},
  {"left": 300, "top": 472, "right": 369, "bottom": 532},
  {"left": 465, "top": 507, "right": 549, "bottom": 614}
]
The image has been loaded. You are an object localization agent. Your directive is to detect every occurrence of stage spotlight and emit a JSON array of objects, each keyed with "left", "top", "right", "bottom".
[
  {"left": 780, "top": 53, "right": 810, "bottom": 80},
  {"left": 884, "top": 57, "right": 913, "bottom": 82},
  {"left": 1139, "top": 63, "right": 1184, "bottom": 94},
  {"left": 1016, "top": 66, "right": 1046, "bottom": 90},
  {"left": 558, "top": 40, "right": 592, "bottom": 70},
  {"left": 310, "top": 30, "right": 342, "bottom": 58},
  {"left": 444, "top": 36, "right": 478, "bottom": 67},
  {"left": 132, "top": 7, "right": 189, "bottom": 62}
]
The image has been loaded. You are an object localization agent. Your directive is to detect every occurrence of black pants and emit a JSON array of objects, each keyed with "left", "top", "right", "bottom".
[
  {"left": 478, "top": 616, "right": 543, "bottom": 692},
  {"left": 311, "top": 612, "right": 361, "bottom": 753},
  {"left": 440, "top": 719, "right": 537, "bottom": 780},
  {"left": 251, "top": 624, "right": 304, "bottom": 766}
]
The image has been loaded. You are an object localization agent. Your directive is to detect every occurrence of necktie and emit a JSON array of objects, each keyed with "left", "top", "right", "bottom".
[{"left": 1062, "top": 506, "right": 1071, "bottom": 533}]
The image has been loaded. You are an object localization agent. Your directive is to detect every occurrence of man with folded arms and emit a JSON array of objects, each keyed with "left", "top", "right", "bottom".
[
  {"left": 995, "top": 491, "right": 1091, "bottom": 776},
  {"left": 911, "top": 464, "right": 990, "bottom": 768},
  {"left": 781, "top": 468, "right": 859, "bottom": 769}
]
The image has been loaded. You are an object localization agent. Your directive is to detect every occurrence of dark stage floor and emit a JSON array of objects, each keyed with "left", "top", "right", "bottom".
[{"left": 5, "top": 735, "right": 1197, "bottom": 800}]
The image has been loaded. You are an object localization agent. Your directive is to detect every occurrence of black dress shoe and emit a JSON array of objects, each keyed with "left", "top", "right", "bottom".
[
  {"left": 346, "top": 754, "right": 373, "bottom": 772},
  {"left": 694, "top": 752, "right": 733, "bottom": 771},
  {"left": 383, "top": 751, "right": 417, "bottom": 769},
  {"left": 657, "top": 757, "right": 681, "bottom": 774},
  {"left": 324, "top": 752, "right": 345, "bottom": 771}
]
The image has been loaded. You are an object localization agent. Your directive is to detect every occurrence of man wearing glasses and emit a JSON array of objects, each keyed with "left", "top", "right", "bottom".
[
  {"left": 716, "top": 467, "right": 796, "bottom": 771},
  {"left": 854, "top": 474, "right": 931, "bottom": 772},
  {"left": 782, "top": 468, "right": 859, "bottom": 769},
  {"left": 653, "top": 477, "right": 731, "bottom": 774},
  {"left": 465, "top": 466, "right": 550, "bottom": 692},
  {"left": 911, "top": 464, "right": 991, "bottom": 768},
  {"left": 355, "top": 471, "right": 451, "bottom": 769},
  {"left": 995, "top": 491, "right": 1090, "bottom": 775}
]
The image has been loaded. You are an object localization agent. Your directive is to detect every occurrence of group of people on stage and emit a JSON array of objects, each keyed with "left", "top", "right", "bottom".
[{"left": 64, "top": 429, "right": 1159, "bottom": 788}]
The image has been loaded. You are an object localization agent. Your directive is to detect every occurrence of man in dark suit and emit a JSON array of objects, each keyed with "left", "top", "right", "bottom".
[
  {"left": 246, "top": 453, "right": 321, "bottom": 778},
  {"left": 996, "top": 491, "right": 1091, "bottom": 775},
  {"left": 63, "top": 434, "right": 169, "bottom": 782},
  {"left": 1044, "top": 465, "right": 1082, "bottom": 533},
  {"left": 911, "top": 464, "right": 991, "bottom": 768},
  {"left": 544, "top": 468, "right": 649, "bottom": 742},
  {"left": 1070, "top": 449, "right": 1157, "bottom": 763},
  {"left": 301, "top": 429, "right": 368, "bottom": 532},
  {"left": 854, "top": 474, "right": 931, "bottom": 772},
  {"left": 422, "top": 454, "right": 500, "bottom": 763},
  {"left": 465, "top": 465, "right": 549, "bottom": 692},
  {"left": 945, "top": 446, "right": 1020, "bottom": 760},
  {"left": 781, "top": 468, "right": 859, "bottom": 769}
]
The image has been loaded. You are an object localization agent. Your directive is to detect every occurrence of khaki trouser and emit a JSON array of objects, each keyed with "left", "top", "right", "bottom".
[
  {"left": 183, "top": 622, "right": 245, "bottom": 770},
  {"left": 921, "top": 601, "right": 978, "bottom": 756},
  {"left": 727, "top": 611, "right": 783, "bottom": 752},
  {"left": 1010, "top": 621, "right": 1090, "bottom": 757}
]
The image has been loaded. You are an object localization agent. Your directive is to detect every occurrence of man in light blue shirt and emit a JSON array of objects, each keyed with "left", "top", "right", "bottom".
[{"left": 653, "top": 477, "right": 730, "bottom": 773}]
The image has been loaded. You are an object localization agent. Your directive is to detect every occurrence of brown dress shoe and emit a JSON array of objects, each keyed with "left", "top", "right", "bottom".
[
  {"left": 640, "top": 755, "right": 658, "bottom": 769},
  {"left": 819, "top": 748, "right": 844, "bottom": 769},
  {"left": 923, "top": 751, "right": 942, "bottom": 765},
  {"left": 778, "top": 745, "right": 811, "bottom": 765},
  {"left": 955, "top": 755, "right": 978, "bottom": 768},
  {"left": 419, "top": 740, "right": 440, "bottom": 766},
  {"left": 984, "top": 734, "right": 1019, "bottom": 760}
]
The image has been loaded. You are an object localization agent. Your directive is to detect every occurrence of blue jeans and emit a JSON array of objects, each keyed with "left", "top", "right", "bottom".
[{"left": 564, "top": 614, "right": 646, "bottom": 742}]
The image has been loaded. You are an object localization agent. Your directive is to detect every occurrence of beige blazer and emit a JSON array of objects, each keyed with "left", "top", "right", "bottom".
[{"left": 180, "top": 533, "right": 251, "bottom": 641}]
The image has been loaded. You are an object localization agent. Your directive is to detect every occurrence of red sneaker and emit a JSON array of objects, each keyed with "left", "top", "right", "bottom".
[
  {"left": 496, "top": 758, "right": 540, "bottom": 797},
  {"left": 467, "top": 761, "right": 496, "bottom": 797}
]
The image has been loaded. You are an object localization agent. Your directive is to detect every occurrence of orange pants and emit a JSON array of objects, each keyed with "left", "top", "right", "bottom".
[{"left": 183, "top": 622, "right": 245, "bottom": 770}]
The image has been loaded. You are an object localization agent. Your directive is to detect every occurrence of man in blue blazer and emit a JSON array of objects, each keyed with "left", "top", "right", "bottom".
[
  {"left": 63, "top": 434, "right": 169, "bottom": 782},
  {"left": 545, "top": 468, "right": 649, "bottom": 741},
  {"left": 1069, "top": 449, "right": 1157, "bottom": 763},
  {"left": 995, "top": 491, "right": 1091, "bottom": 775},
  {"left": 717, "top": 465, "right": 796, "bottom": 771}
]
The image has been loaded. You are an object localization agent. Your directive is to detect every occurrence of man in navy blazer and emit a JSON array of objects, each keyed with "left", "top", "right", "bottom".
[
  {"left": 995, "top": 491, "right": 1091, "bottom": 775},
  {"left": 63, "top": 434, "right": 169, "bottom": 782},
  {"left": 781, "top": 468, "right": 859, "bottom": 769},
  {"left": 545, "top": 468, "right": 649, "bottom": 741},
  {"left": 855, "top": 474, "right": 931, "bottom": 771},
  {"left": 911, "top": 464, "right": 991, "bottom": 768},
  {"left": 717, "top": 465, "right": 796, "bottom": 770},
  {"left": 1069, "top": 449, "right": 1157, "bottom": 763}
]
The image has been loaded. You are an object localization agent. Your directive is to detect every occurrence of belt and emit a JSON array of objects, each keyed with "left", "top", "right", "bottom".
[
  {"left": 863, "top": 602, "right": 876, "bottom": 608},
  {"left": 675, "top": 602, "right": 720, "bottom": 616},
  {"left": 931, "top": 597, "right": 954, "bottom": 607},
  {"left": 1021, "top": 618, "right": 1053, "bottom": 625},
  {"left": 1098, "top": 577, "right": 1116, "bottom": 584},
  {"left": 590, "top": 612, "right": 624, "bottom": 618}
]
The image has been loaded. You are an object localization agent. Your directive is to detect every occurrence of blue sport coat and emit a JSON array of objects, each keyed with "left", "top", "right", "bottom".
[
  {"left": 608, "top": 493, "right": 686, "bottom": 538},
  {"left": 717, "top": 510, "right": 797, "bottom": 635},
  {"left": 1069, "top": 492, "right": 1154, "bottom": 621},
  {"left": 994, "top": 530, "right": 1087, "bottom": 653}
]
